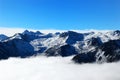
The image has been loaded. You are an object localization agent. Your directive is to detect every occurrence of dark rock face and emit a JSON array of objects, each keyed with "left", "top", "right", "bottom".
[
  {"left": 58, "top": 44, "right": 78, "bottom": 56},
  {"left": 113, "top": 30, "right": 120, "bottom": 36},
  {"left": 72, "top": 40, "right": 120, "bottom": 63},
  {"left": 45, "top": 46, "right": 58, "bottom": 56},
  {"left": 98, "top": 40, "right": 120, "bottom": 62},
  {"left": 37, "top": 47, "right": 47, "bottom": 53},
  {"left": 0, "top": 42, "right": 9, "bottom": 59},
  {"left": 0, "top": 39, "right": 35, "bottom": 59},
  {"left": 60, "top": 31, "right": 84, "bottom": 44},
  {"left": 87, "top": 37, "right": 102, "bottom": 46},
  {"left": 45, "top": 44, "right": 78, "bottom": 57},
  {"left": 0, "top": 34, "right": 8, "bottom": 41},
  {"left": 72, "top": 51, "right": 96, "bottom": 63}
]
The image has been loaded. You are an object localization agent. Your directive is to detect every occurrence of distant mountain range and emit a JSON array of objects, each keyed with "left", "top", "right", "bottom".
[{"left": 0, "top": 30, "right": 120, "bottom": 63}]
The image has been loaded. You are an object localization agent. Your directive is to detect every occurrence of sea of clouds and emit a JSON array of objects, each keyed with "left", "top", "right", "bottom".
[
  {"left": 0, "top": 27, "right": 119, "bottom": 80},
  {"left": 0, "top": 27, "right": 113, "bottom": 36},
  {"left": 0, "top": 56, "right": 120, "bottom": 80}
]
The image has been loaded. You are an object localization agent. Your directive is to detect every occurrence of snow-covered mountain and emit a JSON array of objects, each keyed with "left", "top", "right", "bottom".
[
  {"left": 0, "top": 30, "right": 120, "bottom": 63},
  {"left": 0, "top": 34, "right": 8, "bottom": 41}
]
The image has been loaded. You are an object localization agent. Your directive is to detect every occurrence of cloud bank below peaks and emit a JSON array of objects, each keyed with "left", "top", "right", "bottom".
[{"left": 0, "top": 27, "right": 113, "bottom": 36}]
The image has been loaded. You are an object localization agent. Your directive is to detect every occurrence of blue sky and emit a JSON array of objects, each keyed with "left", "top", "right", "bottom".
[{"left": 0, "top": 0, "right": 120, "bottom": 30}]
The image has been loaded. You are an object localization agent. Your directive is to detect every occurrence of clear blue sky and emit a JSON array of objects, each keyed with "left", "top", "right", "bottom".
[{"left": 0, "top": 0, "right": 120, "bottom": 30}]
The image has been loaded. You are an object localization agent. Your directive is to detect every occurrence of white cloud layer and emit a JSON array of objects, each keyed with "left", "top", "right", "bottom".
[
  {"left": 0, "top": 27, "right": 67, "bottom": 36},
  {"left": 0, "top": 27, "right": 113, "bottom": 36},
  {"left": 0, "top": 27, "right": 26, "bottom": 36},
  {"left": 0, "top": 56, "right": 120, "bottom": 80}
]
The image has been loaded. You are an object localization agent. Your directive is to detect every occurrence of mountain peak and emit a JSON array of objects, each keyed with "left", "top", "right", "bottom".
[
  {"left": 0, "top": 30, "right": 120, "bottom": 63},
  {"left": 22, "top": 30, "right": 30, "bottom": 34},
  {"left": 22, "top": 30, "right": 43, "bottom": 35},
  {"left": 0, "top": 34, "right": 8, "bottom": 41}
]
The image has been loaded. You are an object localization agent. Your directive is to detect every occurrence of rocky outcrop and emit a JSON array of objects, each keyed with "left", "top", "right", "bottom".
[
  {"left": 97, "top": 40, "right": 120, "bottom": 62},
  {"left": 72, "top": 51, "right": 96, "bottom": 63},
  {"left": 87, "top": 37, "right": 102, "bottom": 46},
  {"left": 72, "top": 40, "right": 120, "bottom": 63},
  {"left": 0, "top": 34, "right": 8, "bottom": 41},
  {"left": 0, "top": 39, "right": 35, "bottom": 59},
  {"left": 60, "top": 31, "right": 84, "bottom": 44},
  {"left": 45, "top": 44, "right": 78, "bottom": 57},
  {"left": 0, "top": 30, "right": 120, "bottom": 63}
]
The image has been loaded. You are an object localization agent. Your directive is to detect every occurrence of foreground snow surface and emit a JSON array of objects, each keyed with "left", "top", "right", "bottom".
[{"left": 0, "top": 56, "right": 120, "bottom": 80}]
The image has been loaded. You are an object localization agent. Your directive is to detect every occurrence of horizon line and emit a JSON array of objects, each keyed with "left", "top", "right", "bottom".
[{"left": 0, "top": 27, "right": 118, "bottom": 36}]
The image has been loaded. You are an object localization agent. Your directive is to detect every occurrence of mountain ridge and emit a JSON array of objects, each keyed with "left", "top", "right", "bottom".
[{"left": 0, "top": 30, "right": 120, "bottom": 63}]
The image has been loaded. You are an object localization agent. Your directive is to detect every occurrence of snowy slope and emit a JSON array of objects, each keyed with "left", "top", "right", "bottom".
[{"left": 0, "top": 30, "right": 120, "bottom": 63}]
